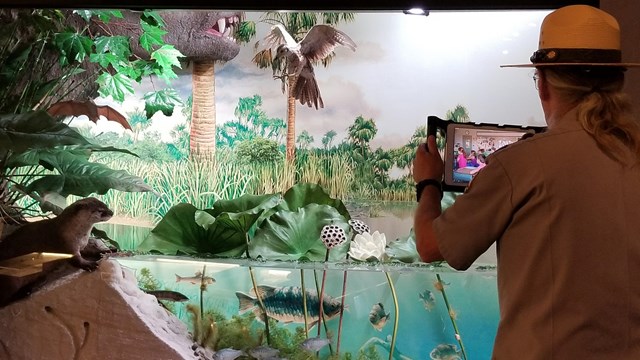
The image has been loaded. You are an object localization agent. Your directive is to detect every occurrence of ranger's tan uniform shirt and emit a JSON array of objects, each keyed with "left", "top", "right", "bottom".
[{"left": 434, "top": 108, "right": 640, "bottom": 359}]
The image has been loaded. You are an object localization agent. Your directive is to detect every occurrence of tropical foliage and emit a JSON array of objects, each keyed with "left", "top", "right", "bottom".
[
  {"left": 138, "top": 183, "right": 353, "bottom": 261},
  {"left": 0, "top": 9, "right": 183, "bottom": 221},
  {"left": 135, "top": 181, "right": 432, "bottom": 265}
]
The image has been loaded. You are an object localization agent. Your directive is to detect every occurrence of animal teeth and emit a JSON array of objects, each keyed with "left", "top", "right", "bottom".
[
  {"left": 234, "top": 16, "right": 240, "bottom": 23},
  {"left": 223, "top": 26, "right": 231, "bottom": 37},
  {"left": 228, "top": 16, "right": 234, "bottom": 24},
  {"left": 217, "top": 18, "right": 226, "bottom": 34}
]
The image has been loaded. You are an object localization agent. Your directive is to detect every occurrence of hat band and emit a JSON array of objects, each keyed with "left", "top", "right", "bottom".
[{"left": 530, "top": 48, "right": 622, "bottom": 64}]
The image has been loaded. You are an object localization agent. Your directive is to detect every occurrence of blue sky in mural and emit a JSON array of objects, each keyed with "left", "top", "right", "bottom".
[{"left": 86, "top": 9, "right": 551, "bottom": 150}]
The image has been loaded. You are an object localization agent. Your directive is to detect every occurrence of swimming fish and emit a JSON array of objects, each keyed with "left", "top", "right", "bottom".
[
  {"left": 429, "top": 343, "right": 462, "bottom": 360},
  {"left": 368, "top": 302, "right": 390, "bottom": 331},
  {"left": 248, "top": 345, "right": 280, "bottom": 359},
  {"left": 175, "top": 271, "right": 215, "bottom": 285},
  {"left": 300, "top": 336, "right": 331, "bottom": 352},
  {"left": 419, "top": 289, "right": 436, "bottom": 311},
  {"left": 144, "top": 289, "right": 189, "bottom": 302},
  {"left": 236, "top": 285, "right": 343, "bottom": 329},
  {"left": 213, "top": 348, "right": 246, "bottom": 360}
]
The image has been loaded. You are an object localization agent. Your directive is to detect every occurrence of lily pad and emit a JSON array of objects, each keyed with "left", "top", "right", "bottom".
[{"left": 249, "top": 203, "right": 351, "bottom": 261}]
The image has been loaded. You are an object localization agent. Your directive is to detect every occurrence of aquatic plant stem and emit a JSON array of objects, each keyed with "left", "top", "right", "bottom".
[
  {"left": 384, "top": 271, "right": 399, "bottom": 360},
  {"left": 198, "top": 265, "right": 209, "bottom": 319},
  {"left": 336, "top": 254, "right": 350, "bottom": 355},
  {"left": 301, "top": 269, "right": 309, "bottom": 339},
  {"left": 436, "top": 273, "right": 467, "bottom": 360},
  {"left": 245, "top": 234, "right": 271, "bottom": 345},
  {"left": 317, "top": 250, "right": 329, "bottom": 337},
  {"left": 312, "top": 269, "right": 334, "bottom": 355}
]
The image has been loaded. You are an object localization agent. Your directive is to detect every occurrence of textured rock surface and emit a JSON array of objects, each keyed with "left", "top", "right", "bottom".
[{"left": 0, "top": 259, "right": 195, "bottom": 360}]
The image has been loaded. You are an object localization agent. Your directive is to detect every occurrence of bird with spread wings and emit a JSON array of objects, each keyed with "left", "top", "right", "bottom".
[{"left": 253, "top": 24, "right": 357, "bottom": 110}]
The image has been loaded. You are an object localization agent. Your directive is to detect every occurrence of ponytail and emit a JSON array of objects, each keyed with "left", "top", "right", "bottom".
[{"left": 544, "top": 67, "right": 640, "bottom": 164}]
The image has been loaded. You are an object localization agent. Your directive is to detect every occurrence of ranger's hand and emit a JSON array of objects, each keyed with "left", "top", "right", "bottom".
[{"left": 413, "top": 135, "right": 444, "bottom": 182}]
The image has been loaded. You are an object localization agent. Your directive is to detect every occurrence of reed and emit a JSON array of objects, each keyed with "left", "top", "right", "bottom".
[{"left": 68, "top": 151, "right": 411, "bottom": 223}]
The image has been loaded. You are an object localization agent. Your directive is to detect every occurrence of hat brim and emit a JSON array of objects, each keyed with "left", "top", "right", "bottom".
[{"left": 501, "top": 62, "right": 640, "bottom": 68}]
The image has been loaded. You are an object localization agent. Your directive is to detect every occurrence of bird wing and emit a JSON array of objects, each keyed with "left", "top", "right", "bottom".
[
  {"left": 262, "top": 23, "right": 299, "bottom": 50},
  {"left": 299, "top": 24, "right": 357, "bottom": 62}
]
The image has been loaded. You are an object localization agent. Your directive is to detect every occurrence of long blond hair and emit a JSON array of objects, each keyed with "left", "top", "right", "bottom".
[{"left": 544, "top": 67, "right": 640, "bottom": 164}]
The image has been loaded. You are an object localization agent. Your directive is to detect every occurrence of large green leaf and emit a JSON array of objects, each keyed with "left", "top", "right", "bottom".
[
  {"left": 6, "top": 146, "right": 137, "bottom": 169},
  {"left": 143, "top": 88, "right": 182, "bottom": 118},
  {"left": 137, "top": 203, "right": 205, "bottom": 255},
  {"left": 150, "top": 44, "right": 183, "bottom": 72},
  {"left": 280, "top": 182, "right": 351, "bottom": 220},
  {"left": 23, "top": 150, "right": 155, "bottom": 197},
  {"left": 53, "top": 31, "right": 93, "bottom": 64},
  {"left": 139, "top": 203, "right": 251, "bottom": 258},
  {"left": 0, "top": 111, "right": 91, "bottom": 153},
  {"left": 139, "top": 21, "right": 167, "bottom": 53},
  {"left": 206, "top": 193, "right": 282, "bottom": 220},
  {"left": 249, "top": 204, "right": 352, "bottom": 261},
  {"left": 96, "top": 72, "right": 135, "bottom": 102},
  {"left": 94, "top": 35, "right": 131, "bottom": 59},
  {"left": 385, "top": 228, "right": 421, "bottom": 263},
  {"left": 192, "top": 193, "right": 284, "bottom": 257}
]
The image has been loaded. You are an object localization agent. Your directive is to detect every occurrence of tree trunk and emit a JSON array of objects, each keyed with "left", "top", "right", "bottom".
[
  {"left": 190, "top": 62, "right": 216, "bottom": 160},
  {"left": 285, "top": 76, "right": 297, "bottom": 163}
]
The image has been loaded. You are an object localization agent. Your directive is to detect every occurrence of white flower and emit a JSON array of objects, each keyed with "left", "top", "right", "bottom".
[{"left": 348, "top": 231, "right": 387, "bottom": 261}]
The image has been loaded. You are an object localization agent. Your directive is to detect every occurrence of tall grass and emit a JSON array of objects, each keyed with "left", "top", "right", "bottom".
[{"left": 68, "top": 151, "right": 413, "bottom": 224}]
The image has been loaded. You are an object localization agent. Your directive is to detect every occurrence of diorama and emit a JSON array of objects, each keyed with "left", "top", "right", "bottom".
[{"left": 0, "top": 3, "right": 553, "bottom": 359}]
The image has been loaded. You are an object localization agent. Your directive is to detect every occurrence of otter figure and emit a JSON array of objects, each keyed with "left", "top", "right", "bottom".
[{"left": 0, "top": 197, "right": 114, "bottom": 271}]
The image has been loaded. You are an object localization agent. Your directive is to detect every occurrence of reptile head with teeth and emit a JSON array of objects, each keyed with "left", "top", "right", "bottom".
[
  {"left": 158, "top": 11, "right": 244, "bottom": 63},
  {"left": 84, "top": 10, "right": 245, "bottom": 64}
]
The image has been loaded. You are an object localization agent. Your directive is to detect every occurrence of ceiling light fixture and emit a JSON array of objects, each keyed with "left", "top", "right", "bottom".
[{"left": 403, "top": 8, "right": 429, "bottom": 16}]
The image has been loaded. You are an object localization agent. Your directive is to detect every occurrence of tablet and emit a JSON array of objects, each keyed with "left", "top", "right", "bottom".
[{"left": 426, "top": 116, "right": 546, "bottom": 193}]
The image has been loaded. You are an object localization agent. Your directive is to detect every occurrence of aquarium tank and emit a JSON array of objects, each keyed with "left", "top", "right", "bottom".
[{"left": 0, "top": 2, "right": 570, "bottom": 359}]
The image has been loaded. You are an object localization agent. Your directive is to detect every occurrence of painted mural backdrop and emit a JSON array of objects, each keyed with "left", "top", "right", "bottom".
[{"left": 62, "top": 9, "right": 549, "bottom": 241}]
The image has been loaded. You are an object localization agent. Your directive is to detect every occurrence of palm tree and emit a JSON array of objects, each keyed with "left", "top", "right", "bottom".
[
  {"left": 321, "top": 129, "right": 337, "bottom": 150},
  {"left": 347, "top": 115, "right": 377, "bottom": 160},
  {"left": 446, "top": 104, "right": 470, "bottom": 123},
  {"left": 127, "top": 109, "right": 152, "bottom": 142},
  {"left": 251, "top": 12, "right": 355, "bottom": 162},
  {"left": 296, "top": 130, "right": 314, "bottom": 151}
]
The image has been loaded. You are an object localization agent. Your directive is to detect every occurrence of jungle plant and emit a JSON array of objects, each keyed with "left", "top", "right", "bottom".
[
  {"left": 0, "top": 9, "right": 182, "bottom": 222},
  {"left": 0, "top": 111, "right": 155, "bottom": 222},
  {"left": 186, "top": 304, "right": 220, "bottom": 349},
  {"left": 137, "top": 182, "right": 352, "bottom": 261}
]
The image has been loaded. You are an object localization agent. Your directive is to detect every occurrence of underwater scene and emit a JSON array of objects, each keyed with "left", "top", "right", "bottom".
[
  {"left": 113, "top": 255, "right": 498, "bottom": 360},
  {"left": 87, "top": 182, "right": 501, "bottom": 359}
]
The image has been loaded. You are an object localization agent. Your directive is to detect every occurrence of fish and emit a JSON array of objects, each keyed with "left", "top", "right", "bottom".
[
  {"left": 144, "top": 289, "right": 189, "bottom": 302},
  {"left": 236, "top": 285, "right": 343, "bottom": 329},
  {"left": 429, "top": 343, "right": 462, "bottom": 360},
  {"left": 175, "top": 271, "right": 215, "bottom": 285},
  {"left": 419, "top": 289, "right": 437, "bottom": 311},
  {"left": 300, "top": 336, "right": 331, "bottom": 352},
  {"left": 213, "top": 348, "right": 246, "bottom": 360},
  {"left": 368, "top": 302, "right": 390, "bottom": 331},
  {"left": 248, "top": 345, "right": 280, "bottom": 359}
]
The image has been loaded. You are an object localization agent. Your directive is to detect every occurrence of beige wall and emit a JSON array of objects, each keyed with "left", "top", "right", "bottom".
[{"left": 601, "top": 1, "right": 640, "bottom": 112}]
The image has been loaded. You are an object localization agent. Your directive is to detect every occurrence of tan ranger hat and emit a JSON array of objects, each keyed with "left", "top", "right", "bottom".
[{"left": 501, "top": 5, "right": 640, "bottom": 68}]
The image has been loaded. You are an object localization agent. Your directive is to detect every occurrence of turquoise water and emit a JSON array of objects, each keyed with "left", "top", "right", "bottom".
[
  {"left": 112, "top": 251, "right": 499, "bottom": 359},
  {"left": 98, "top": 222, "right": 499, "bottom": 359}
]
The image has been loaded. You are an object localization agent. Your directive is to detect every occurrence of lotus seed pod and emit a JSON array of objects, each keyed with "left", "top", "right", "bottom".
[
  {"left": 348, "top": 219, "right": 370, "bottom": 235},
  {"left": 320, "top": 224, "right": 347, "bottom": 249}
]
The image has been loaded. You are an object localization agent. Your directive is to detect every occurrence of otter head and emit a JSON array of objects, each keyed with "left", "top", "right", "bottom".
[{"left": 68, "top": 197, "right": 114, "bottom": 223}]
